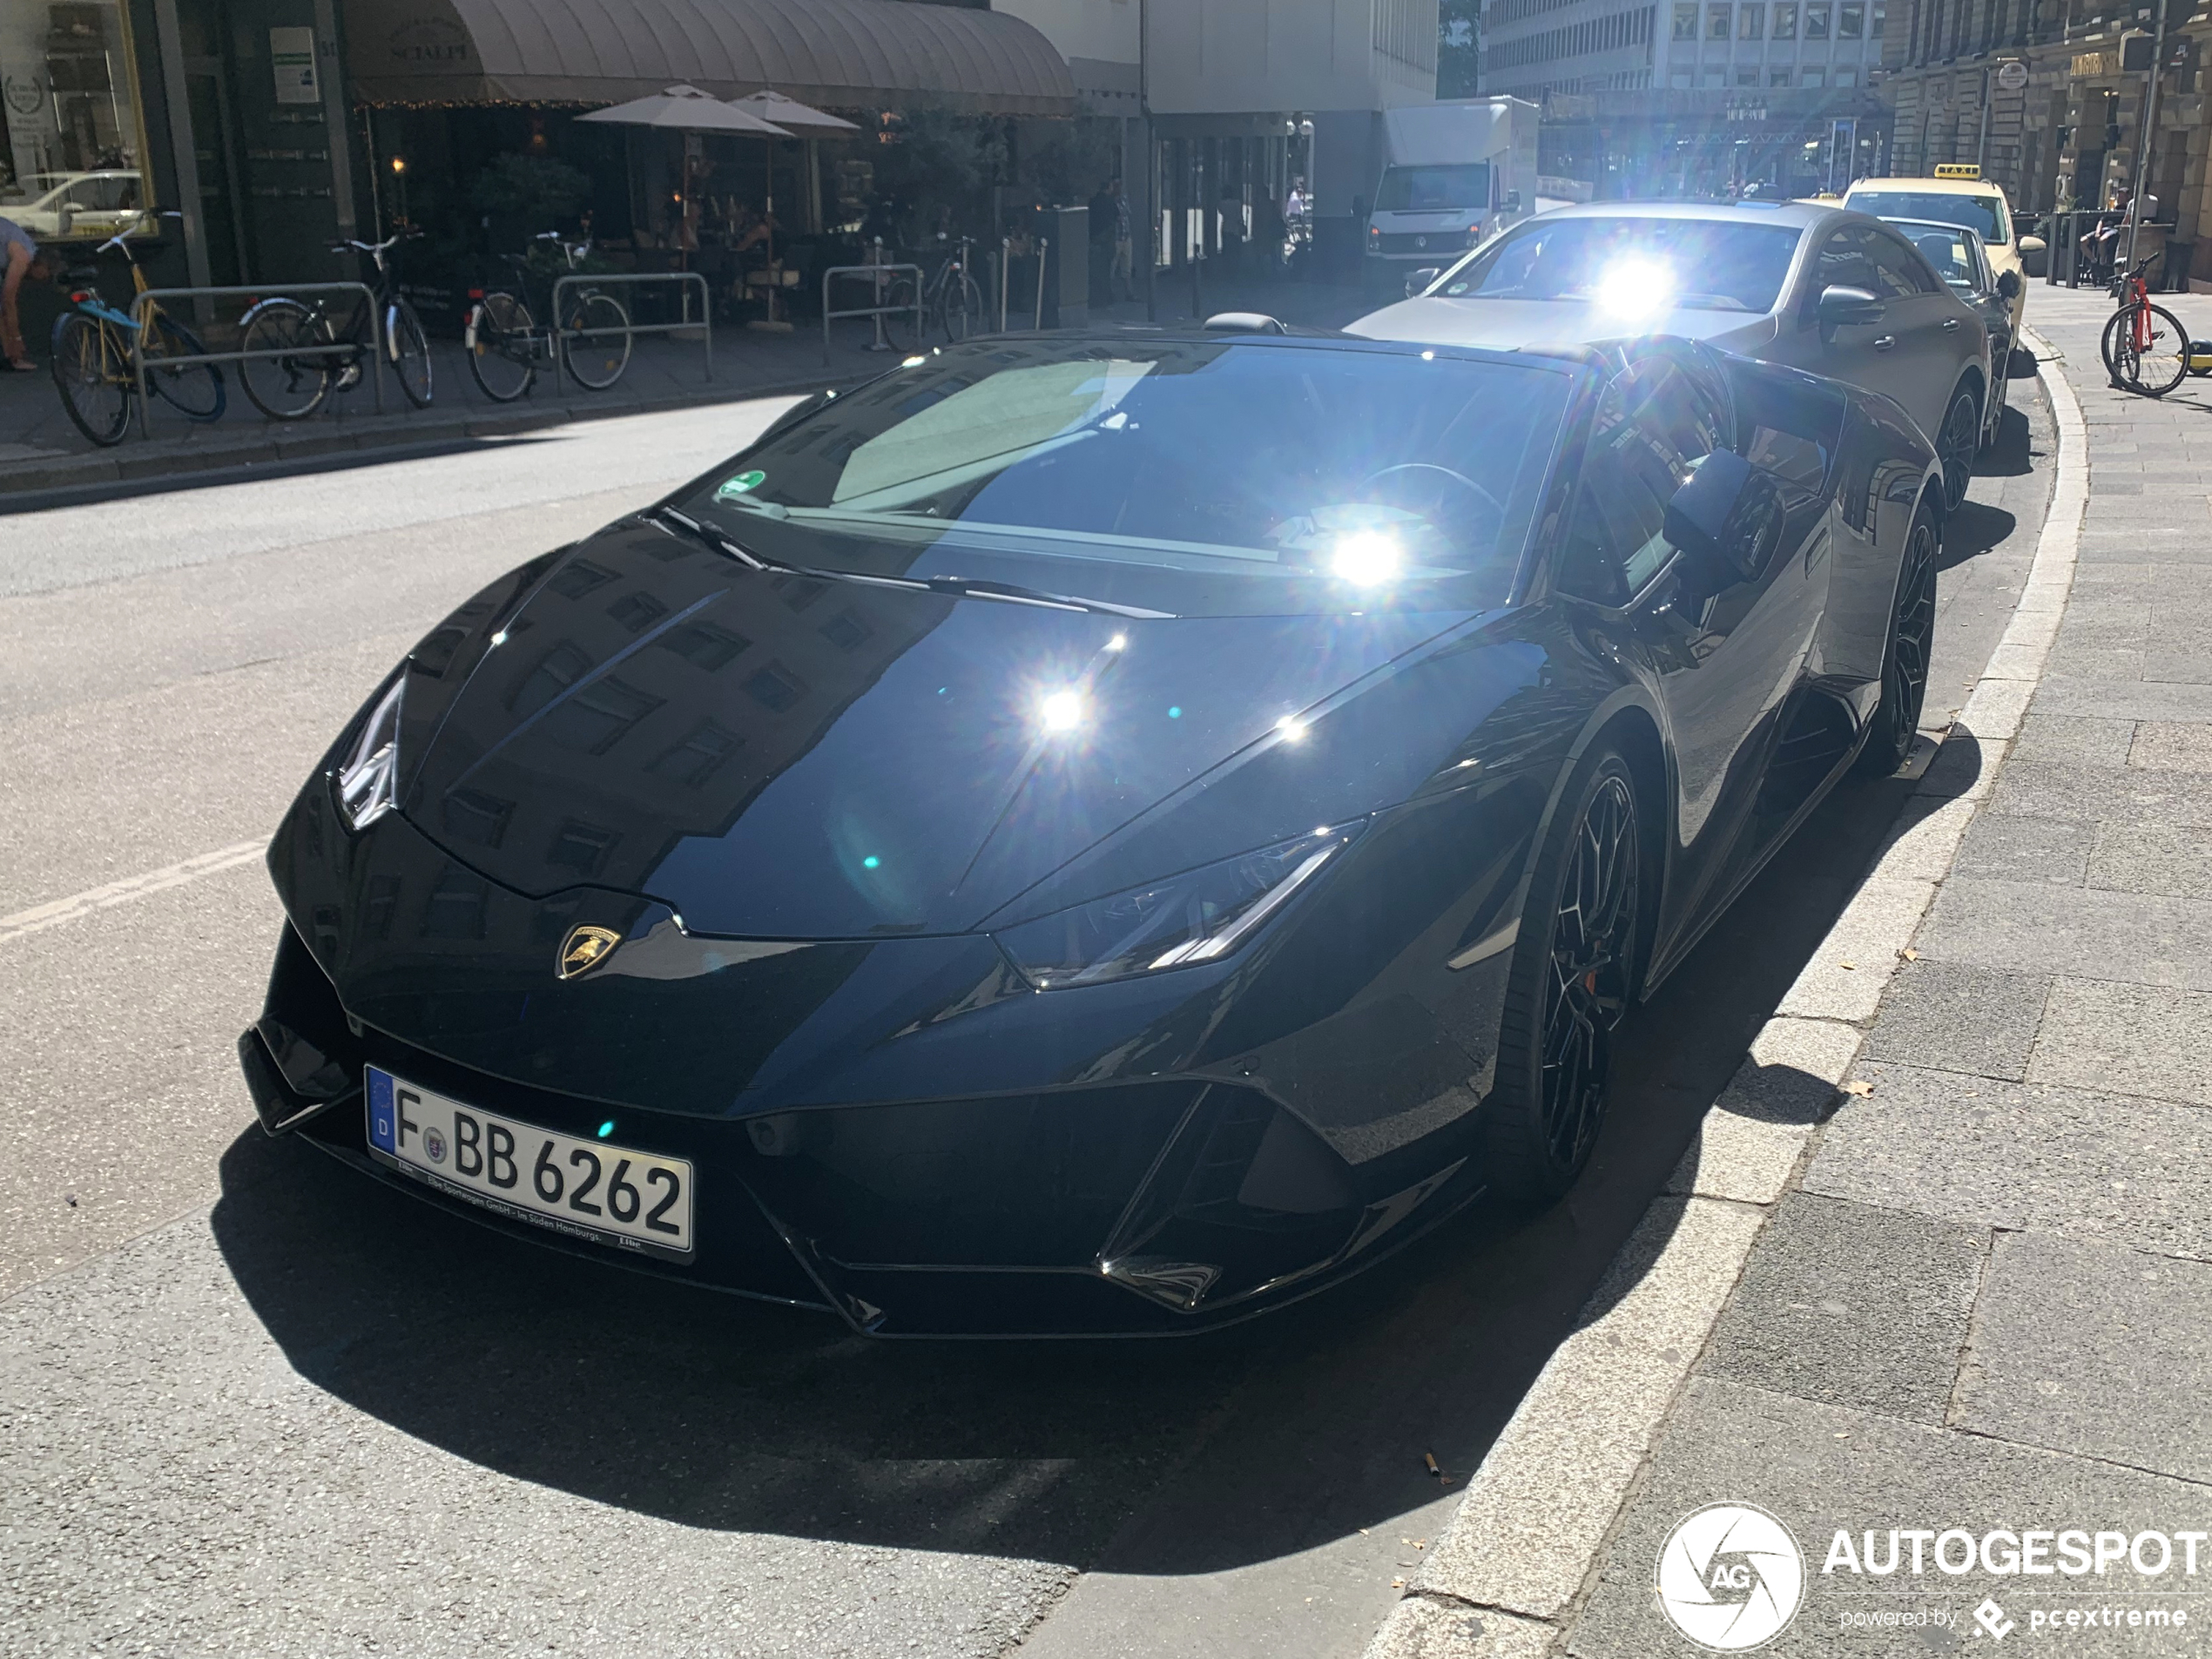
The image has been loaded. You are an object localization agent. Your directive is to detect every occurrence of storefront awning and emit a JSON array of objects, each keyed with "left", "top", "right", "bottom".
[{"left": 345, "top": 0, "right": 1076, "bottom": 116}]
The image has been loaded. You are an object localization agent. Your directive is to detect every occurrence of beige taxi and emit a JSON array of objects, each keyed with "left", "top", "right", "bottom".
[{"left": 1842, "top": 166, "right": 2040, "bottom": 332}]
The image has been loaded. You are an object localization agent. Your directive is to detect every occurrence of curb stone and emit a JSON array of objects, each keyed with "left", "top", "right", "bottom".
[{"left": 1362, "top": 326, "right": 2087, "bottom": 1659}]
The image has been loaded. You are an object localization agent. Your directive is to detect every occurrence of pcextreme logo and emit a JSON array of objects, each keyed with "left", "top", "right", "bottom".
[{"left": 1656, "top": 1503, "right": 1807, "bottom": 1650}]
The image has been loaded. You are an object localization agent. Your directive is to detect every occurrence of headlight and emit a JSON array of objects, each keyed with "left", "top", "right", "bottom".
[
  {"left": 995, "top": 822, "right": 1361, "bottom": 990},
  {"left": 334, "top": 672, "right": 405, "bottom": 831}
]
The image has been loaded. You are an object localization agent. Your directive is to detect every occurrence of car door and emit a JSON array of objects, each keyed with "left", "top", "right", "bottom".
[
  {"left": 1554, "top": 349, "right": 1830, "bottom": 943},
  {"left": 1865, "top": 226, "right": 1972, "bottom": 439},
  {"left": 1770, "top": 225, "right": 1889, "bottom": 415}
]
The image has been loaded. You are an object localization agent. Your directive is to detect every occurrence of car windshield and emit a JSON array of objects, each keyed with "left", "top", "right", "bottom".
[
  {"left": 1376, "top": 164, "right": 1491, "bottom": 212},
  {"left": 1433, "top": 216, "right": 1804, "bottom": 314},
  {"left": 1846, "top": 190, "right": 2009, "bottom": 245},
  {"left": 681, "top": 339, "right": 1573, "bottom": 616}
]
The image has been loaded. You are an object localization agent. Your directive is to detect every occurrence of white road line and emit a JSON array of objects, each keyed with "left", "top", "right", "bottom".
[{"left": 0, "top": 840, "right": 271, "bottom": 947}]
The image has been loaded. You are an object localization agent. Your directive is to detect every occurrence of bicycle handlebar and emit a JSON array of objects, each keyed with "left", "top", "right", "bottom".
[{"left": 94, "top": 209, "right": 182, "bottom": 255}]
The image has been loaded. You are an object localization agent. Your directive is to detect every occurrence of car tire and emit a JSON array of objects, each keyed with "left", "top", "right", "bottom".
[
  {"left": 1485, "top": 745, "right": 1645, "bottom": 1202},
  {"left": 1937, "top": 384, "right": 1979, "bottom": 511},
  {"left": 1978, "top": 355, "right": 2007, "bottom": 454},
  {"left": 1854, "top": 498, "right": 1939, "bottom": 778}
]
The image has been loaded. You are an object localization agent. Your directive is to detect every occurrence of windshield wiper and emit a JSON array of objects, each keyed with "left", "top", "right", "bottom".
[
  {"left": 648, "top": 505, "right": 771, "bottom": 570},
  {"left": 926, "top": 575, "right": 1176, "bottom": 620},
  {"left": 652, "top": 508, "right": 1175, "bottom": 619}
]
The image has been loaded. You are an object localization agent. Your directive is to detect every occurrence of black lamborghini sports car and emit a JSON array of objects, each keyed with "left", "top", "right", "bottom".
[{"left": 240, "top": 327, "right": 1941, "bottom": 1335}]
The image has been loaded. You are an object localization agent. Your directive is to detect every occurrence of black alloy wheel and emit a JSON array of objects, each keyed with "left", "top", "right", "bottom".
[
  {"left": 1855, "top": 503, "right": 1939, "bottom": 777},
  {"left": 1937, "top": 386, "right": 1979, "bottom": 511},
  {"left": 1488, "top": 750, "right": 1643, "bottom": 1199},
  {"left": 1979, "top": 349, "right": 2008, "bottom": 453}
]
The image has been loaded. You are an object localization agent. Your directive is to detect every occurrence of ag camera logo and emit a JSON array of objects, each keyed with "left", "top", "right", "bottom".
[{"left": 1656, "top": 1502, "right": 1806, "bottom": 1650}]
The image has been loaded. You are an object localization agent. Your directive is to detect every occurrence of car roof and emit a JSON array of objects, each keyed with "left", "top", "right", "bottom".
[
  {"left": 1516, "top": 198, "right": 1840, "bottom": 231},
  {"left": 1845, "top": 176, "right": 2011, "bottom": 200}
]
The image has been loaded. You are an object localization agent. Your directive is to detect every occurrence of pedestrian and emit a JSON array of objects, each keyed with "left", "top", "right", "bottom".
[{"left": 2, "top": 213, "right": 64, "bottom": 373}]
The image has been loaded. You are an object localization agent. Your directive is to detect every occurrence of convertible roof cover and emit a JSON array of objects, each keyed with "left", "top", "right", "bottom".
[{"left": 346, "top": 0, "right": 1076, "bottom": 115}]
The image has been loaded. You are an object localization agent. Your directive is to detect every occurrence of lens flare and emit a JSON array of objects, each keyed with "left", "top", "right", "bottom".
[
  {"left": 1331, "top": 529, "right": 1403, "bottom": 587},
  {"left": 1040, "top": 690, "right": 1086, "bottom": 732},
  {"left": 1594, "top": 259, "right": 1676, "bottom": 320}
]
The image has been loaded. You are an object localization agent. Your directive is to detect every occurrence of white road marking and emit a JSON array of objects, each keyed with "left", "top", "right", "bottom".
[{"left": 0, "top": 840, "right": 270, "bottom": 947}]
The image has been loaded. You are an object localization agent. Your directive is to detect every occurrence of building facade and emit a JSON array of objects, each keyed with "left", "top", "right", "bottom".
[
  {"left": 1880, "top": 0, "right": 2209, "bottom": 287},
  {"left": 1479, "top": 0, "right": 1891, "bottom": 196}
]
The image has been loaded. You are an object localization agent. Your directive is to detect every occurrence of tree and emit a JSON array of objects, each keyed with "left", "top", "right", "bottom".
[{"left": 1440, "top": 0, "right": 1480, "bottom": 98}]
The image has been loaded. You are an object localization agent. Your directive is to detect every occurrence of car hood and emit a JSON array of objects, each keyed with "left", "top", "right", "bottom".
[
  {"left": 1346, "top": 295, "right": 1780, "bottom": 354},
  {"left": 394, "top": 520, "right": 1483, "bottom": 939}
]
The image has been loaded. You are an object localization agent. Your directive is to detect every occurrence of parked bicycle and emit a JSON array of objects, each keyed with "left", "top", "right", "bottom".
[
  {"left": 49, "top": 210, "right": 224, "bottom": 447},
  {"left": 2099, "top": 253, "right": 2189, "bottom": 398},
  {"left": 235, "top": 231, "right": 433, "bottom": 420},
  {"left": 464, "top": 232, "right": 632, "bottom": 401},
  {"left": 886, "top": 235, "right": 984, "bottom": 347}
]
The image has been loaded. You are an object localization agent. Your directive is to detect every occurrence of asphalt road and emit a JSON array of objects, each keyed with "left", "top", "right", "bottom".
[{"left": 0, "top": 382, "right": 2054, "bottom": 1659}]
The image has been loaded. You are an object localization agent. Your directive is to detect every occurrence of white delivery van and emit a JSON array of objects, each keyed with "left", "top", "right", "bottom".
[{"left": 1363, "top": 98, "right": 1541, "bottom": 281}]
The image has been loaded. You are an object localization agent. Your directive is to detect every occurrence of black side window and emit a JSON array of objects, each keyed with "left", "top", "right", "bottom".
[
  {"left": 1558, "top": 361, "right": 1725, "bottom": 604},
  {"left": 1870, "top": 232, "right": 1939, "bottom": 297}
]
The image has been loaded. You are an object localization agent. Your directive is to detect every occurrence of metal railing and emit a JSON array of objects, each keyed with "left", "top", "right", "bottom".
[
  {"left": 821, "top": 250, "right": 921, "bottom": 364},
  {"left": 2032, "top": 210, "right": 2180, "bottom": 291},
  {"left": 126, "top": 280, "right": 381, "bottom": 438},
  {"left": 549, "top": 270, "right": 711, "bottom": 393}
]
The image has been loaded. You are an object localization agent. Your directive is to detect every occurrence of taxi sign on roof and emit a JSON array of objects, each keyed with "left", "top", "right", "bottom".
[{"left": 1934, "top": 164, "right": 1982, "bottom": 179}]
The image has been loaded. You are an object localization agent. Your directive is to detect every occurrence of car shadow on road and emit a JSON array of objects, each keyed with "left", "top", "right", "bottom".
[{"left": 206, "top": 752, "right": 1950, "bottom": 1575}]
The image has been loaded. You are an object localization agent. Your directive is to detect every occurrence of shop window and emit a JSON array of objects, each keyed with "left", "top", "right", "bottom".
[{"left": 0, "top": 0, "right": 158, "bottom": 238}]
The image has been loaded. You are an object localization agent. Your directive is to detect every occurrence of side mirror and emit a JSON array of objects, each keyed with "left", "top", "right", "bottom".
[
  {"left": 2018, "top": 235, "right": 2047, "bottom": 253},
  {"left": 1504, "top": 190, "right": 1523, "bottom": 211},
  {"left": 1406, "top": 266, "right": 1440, "bottom": 298},
  {"left": 1997, "top": 268, "right": 2023, "bottom": 300},
  {"left": 1663, "top": 450, "right": 1784, "bottom": 584},
  {"left": 2006, "top": 344, "right": 2040, "bottom": 380},
  {"left": 1817, "top": 283, "right": 1885, "bottom": 327}
]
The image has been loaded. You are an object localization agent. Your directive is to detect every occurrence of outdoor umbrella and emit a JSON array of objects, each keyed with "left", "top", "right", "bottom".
[
  {"left": 725, "top": 92, "right": 860, "bottom": 331},
  {"left": 578, "top": 85, "right": 791, "bottom": 268}
]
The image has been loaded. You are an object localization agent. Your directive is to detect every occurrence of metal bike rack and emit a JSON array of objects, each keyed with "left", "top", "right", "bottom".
[
  {"left": 549, "top": 270, "right": 711, "bottom": 395},
  {"left": 126, "top": 280, "right": 381, "bottom": 438},
  {"left": 820, "top": 251, "right": 922, "bottom": 365}
]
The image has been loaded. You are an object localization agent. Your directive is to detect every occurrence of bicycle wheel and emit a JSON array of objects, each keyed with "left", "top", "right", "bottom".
[
  {"left": 2115, "top": 302, "right": 2190, "bottom": 397},
  {"left": 878, "top": 275, "right": 919, "bottom": 351},
  {"left": 942, "top": 274, "right": 983, "bottom": 342},
  {"left": 49, "top": 313, "right": 132, "bottom": 447},
  {"left": 140, "top": 314, "right": 226, "bottom": 422},
  {"left": 466, "top": 293, "right": 536, "bottom": 403},
  {"left": 560, "top": 290, "right": 631, "bottom": 391},
  {"left": 239, "top": 298, "right": 334, "bottom": 420},
  {"left": 2100, "top": 307, "right": 2127, "bottom": 382},
  {"left": 388, "top": 298, "right": 434, "bottom": 408}
]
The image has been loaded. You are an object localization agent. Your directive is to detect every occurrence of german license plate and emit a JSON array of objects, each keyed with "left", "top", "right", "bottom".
[{"left": 366, "top": 1068, "right": 693, "bottom": 1259}]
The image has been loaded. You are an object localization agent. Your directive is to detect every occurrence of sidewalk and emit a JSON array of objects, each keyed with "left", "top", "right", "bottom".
[
  {"left": 1371, "top": 290, "right": 2212, "bottom": 1658},
  {"left": 0, "top": 270, "right": 1374, "bottom": 505}
]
